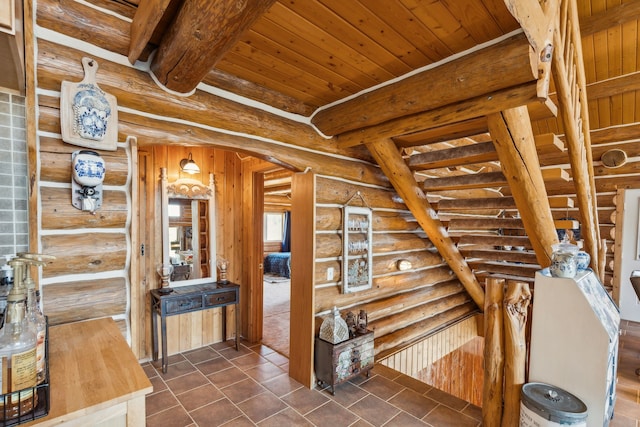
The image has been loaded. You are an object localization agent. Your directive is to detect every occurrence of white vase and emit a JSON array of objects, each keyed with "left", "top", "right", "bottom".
[{"left": 319, "top": 307, "right": 349, "bottom": 344}]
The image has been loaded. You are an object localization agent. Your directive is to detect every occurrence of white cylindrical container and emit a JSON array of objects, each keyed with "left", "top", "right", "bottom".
[{"left": 520, "top": 382, "right": 587, "bottom": 427}]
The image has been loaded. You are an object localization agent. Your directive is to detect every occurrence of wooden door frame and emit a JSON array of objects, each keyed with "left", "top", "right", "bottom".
[
  {"left": 132, "top": 148, "right": 155, "bottom": 359},
  {"left": 612, "top": 184, "right": 640, "bottom": 305},
  {"left": 242, "top": 160, "right": 284, "bottom": 343}
]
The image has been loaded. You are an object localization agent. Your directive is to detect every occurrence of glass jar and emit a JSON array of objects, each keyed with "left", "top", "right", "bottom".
[{"left": 550, "top": 242, "right": 579, "bottom": 278}]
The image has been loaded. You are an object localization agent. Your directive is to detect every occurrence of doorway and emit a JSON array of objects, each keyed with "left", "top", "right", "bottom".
[
  {"left": 615, "top": 187, "right": 640, "bottom": 321},
  {"left": 261, "top": 169, "right": 293, "bottom": 358}
]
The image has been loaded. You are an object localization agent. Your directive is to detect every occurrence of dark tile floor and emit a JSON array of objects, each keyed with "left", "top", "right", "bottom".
[
  {"left": 143, "top": 340, "right": 482, "bottom": 427},
  {"left": 144, "top": 319, "right": 640, "bottom": 427}
]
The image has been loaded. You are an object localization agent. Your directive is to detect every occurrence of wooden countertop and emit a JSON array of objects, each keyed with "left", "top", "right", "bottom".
[{"left": 24, "top": 317, "right": 153, "bottom": 426}]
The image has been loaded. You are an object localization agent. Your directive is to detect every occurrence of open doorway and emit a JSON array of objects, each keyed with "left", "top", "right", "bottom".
[
  {"left": 615, "top": 187, "right": 640, "bottom": 321},
  {"left": 261, "top": 169, "right": 293, "bottom": 358}
]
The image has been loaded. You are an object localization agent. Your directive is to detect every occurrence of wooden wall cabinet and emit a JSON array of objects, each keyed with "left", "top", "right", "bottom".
[
  {"left": 314, "top": 330, "right": 374, "bottom": 394},
  {"left": 0, "top": 0, "right": 25, "bottom": 93}
]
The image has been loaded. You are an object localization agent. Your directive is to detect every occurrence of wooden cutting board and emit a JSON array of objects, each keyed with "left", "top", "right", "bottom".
[{"left": 60, "top": 57, "right": 118, "bottom": 151}]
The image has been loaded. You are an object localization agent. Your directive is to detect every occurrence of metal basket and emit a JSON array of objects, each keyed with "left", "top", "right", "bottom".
[{"left": 0, "top": 318, "right": 50, "bottom": 426}]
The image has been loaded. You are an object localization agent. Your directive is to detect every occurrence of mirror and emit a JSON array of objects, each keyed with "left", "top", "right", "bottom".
[{"left": 161, "top": 168, "right": 217, "bottom": 286}]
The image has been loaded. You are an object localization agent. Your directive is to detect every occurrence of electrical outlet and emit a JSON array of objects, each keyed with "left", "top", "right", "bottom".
[{"left": 327, "top": 267, "right": 334, "bottom": 281}]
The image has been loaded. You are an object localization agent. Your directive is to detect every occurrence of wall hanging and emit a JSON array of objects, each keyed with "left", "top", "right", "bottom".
[
  {"left": 342, "top": 192, "right": 373, "bottom": 293},
  {"left": 60, "top": 57, "right": 118, "bottom": 151},
  {"left": 71, "top": 149, "right": 105, "bottom": 213}
]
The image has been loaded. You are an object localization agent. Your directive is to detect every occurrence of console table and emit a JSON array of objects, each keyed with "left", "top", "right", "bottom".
[{"left": 150, "top": 282, "right": 240, "bottom": 373}]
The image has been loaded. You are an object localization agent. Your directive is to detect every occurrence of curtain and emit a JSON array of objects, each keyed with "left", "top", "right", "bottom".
[{"left": 282, "top": 210, "right": 291, "bottom": 252}]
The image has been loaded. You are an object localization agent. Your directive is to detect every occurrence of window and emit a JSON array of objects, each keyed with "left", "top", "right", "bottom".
[
  {"left": 168, "top": 204, "right": 181, "bottom": 218},
  {"left": 264, "top": 212, "right": 284, "bottom": 242}
]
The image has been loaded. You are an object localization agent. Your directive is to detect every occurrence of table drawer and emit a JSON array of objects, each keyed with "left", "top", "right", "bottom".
[
  {"left": 165, "top": 295, "right": 203, "bottom": 314},
  {"left": 205, "top": 291, "right": 236, "bottom": 307}
]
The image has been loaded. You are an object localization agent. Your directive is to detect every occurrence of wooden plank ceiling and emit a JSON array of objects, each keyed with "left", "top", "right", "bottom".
[{"left": 122, "top": 0, "right": 639, "bottom": 291}]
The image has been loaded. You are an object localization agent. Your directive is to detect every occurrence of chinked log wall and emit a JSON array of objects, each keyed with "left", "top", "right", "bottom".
[
  {"left": 37, "top": 109, "right": 133, "bottom": 337},
  {"left": 31, "top": 0, "right": 479, "bottom": 366},
  {"left": 312, "top": 176, "right": 478, "bottom": 356}
]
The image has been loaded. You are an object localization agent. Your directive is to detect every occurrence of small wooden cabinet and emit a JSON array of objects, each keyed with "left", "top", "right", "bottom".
[{"left": 314, "top": 330, "right": 374, "bottom": 394}]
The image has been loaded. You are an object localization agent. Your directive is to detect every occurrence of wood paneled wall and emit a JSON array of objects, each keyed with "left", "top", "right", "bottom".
[
  {"left": 145, "top": 146, "right": 243, "bottom": 357},
  {"left": 379, "top": 315, "right": 482, "bottom": 405}
]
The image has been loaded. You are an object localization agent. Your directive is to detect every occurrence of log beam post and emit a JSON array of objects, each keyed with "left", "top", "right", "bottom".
[
  {"left": 365, "top": 139, "right": 485, "bottom": 309},
  {"left": 503, "top": 0, "right": 559, "bottom": 99},
  {"left": 487, "top": 106, "right": 559, "bottom": 267},
  {"left": 502, "top": 280, "right": 531, "bottom": 427},
  {"left": 483, "top": 277, "right": 505, "bottom": 427},
  {"left": 128, "top": 0, "right": 173, "bottom": 64},
  {"left": 315, "top": 33, "right": 538, "bottom": 136},
  {"left": 150, "top": 0, "right": 275, "bottom": 94}
]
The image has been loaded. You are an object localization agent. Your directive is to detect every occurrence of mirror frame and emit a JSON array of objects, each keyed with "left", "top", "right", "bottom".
[{"left": 161, "top": 167, "right": 217, "bottom": 286}]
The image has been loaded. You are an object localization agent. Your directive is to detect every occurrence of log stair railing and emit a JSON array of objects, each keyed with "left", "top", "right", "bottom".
[{"left": 550, "top": 0, "right": 602, "bottom": 278}]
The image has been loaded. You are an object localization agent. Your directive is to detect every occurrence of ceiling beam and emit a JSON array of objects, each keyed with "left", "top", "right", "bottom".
[
  {"left": 150, "top": 0, "right": 276, "bottom": 94},
  {"left": 202, "top": 68, "right": 316, "bottom": 117},
  {"left": 487, "top": 106, "right": 558, "bottom": 268},
  {"left": 337, "top": 83, "right": 545, "bottom": 149},
  {"left": 502, "top": 0, "right": 557, "bottom": 100},
  {"left": 128, "top": 0, "right": 173, "bottom": 64},
  {"left": 314, "top": 33, "right": 538, "bottom": 136},
  {"left": 365, "top": 139, "right": 485, "bottom": 310},
  {"left": 579, "top": 0, "right": 640, "bottom": 36}
]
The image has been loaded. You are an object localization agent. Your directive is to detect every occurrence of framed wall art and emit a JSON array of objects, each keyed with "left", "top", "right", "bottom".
[{"left": 342, "top": 205, "right": 373, "bottom": 293}]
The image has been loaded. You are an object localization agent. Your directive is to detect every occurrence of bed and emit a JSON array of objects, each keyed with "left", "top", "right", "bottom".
[{"left": 263, "top": 252, "right": 291, "bottom": 278}]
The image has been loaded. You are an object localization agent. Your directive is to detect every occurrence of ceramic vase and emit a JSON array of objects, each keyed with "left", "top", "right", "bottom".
[
  {"left": 575, "top": 251, "right": 591, "bottom": 271},
  {"left": 72, "top": 150, "right": 106, "bottom": 187},
  {"left": 319, "top": 307, "right": 349, "bottom": 344},
  {"left": 549, "top": 242, "right": 578, "bottom": 278}
]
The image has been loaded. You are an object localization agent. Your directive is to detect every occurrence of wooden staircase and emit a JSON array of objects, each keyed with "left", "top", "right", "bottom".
[
  {"left": 403, "top": 132, "right": 580, "bottom": 285},
  {"left": 360, "top": 0, "right": 601, "bottom": 305}
]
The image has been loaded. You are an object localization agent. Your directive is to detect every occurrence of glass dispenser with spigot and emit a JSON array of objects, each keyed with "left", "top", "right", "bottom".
[
  {"left": 0, "top": 259, "right": 38, "bottom": 420},
  {"left": 17, "top": 257, "right": 48, "bottom": 385}
]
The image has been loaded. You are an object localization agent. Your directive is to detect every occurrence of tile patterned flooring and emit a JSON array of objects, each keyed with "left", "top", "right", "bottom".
[
  {"left": 144, "top": 319, "right": 640, "bottom": 427},
  {"left": 143, "top": 340, "right": 482, "bottom": 427}
]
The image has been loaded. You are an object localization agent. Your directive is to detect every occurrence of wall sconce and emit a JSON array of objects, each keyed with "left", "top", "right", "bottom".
[
  {"left": 180, "top": 153, "right": 200, "bottom": 175},
  {"left": 397, "top": 259, "right": 412, "bottom": 271}
]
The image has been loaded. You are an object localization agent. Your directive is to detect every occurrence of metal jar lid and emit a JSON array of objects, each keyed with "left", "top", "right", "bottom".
[{"left": 521, "top": 382, "right": 587, "bottom": 422}]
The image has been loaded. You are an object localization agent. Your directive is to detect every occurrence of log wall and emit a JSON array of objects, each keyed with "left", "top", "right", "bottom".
[
  {"left": 29, "top": 0, "right": 480, "bottom": 365},
  {"left": 37, "top": 129, "right": 134, "bottom": 339},
  {"left": 312, "top": 176, "right": 478, "bottom": 357}
]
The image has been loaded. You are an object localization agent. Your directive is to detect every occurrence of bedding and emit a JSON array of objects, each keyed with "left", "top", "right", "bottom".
[{"left": 264, "top": 252, "right": 291, "bottom": 278}]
